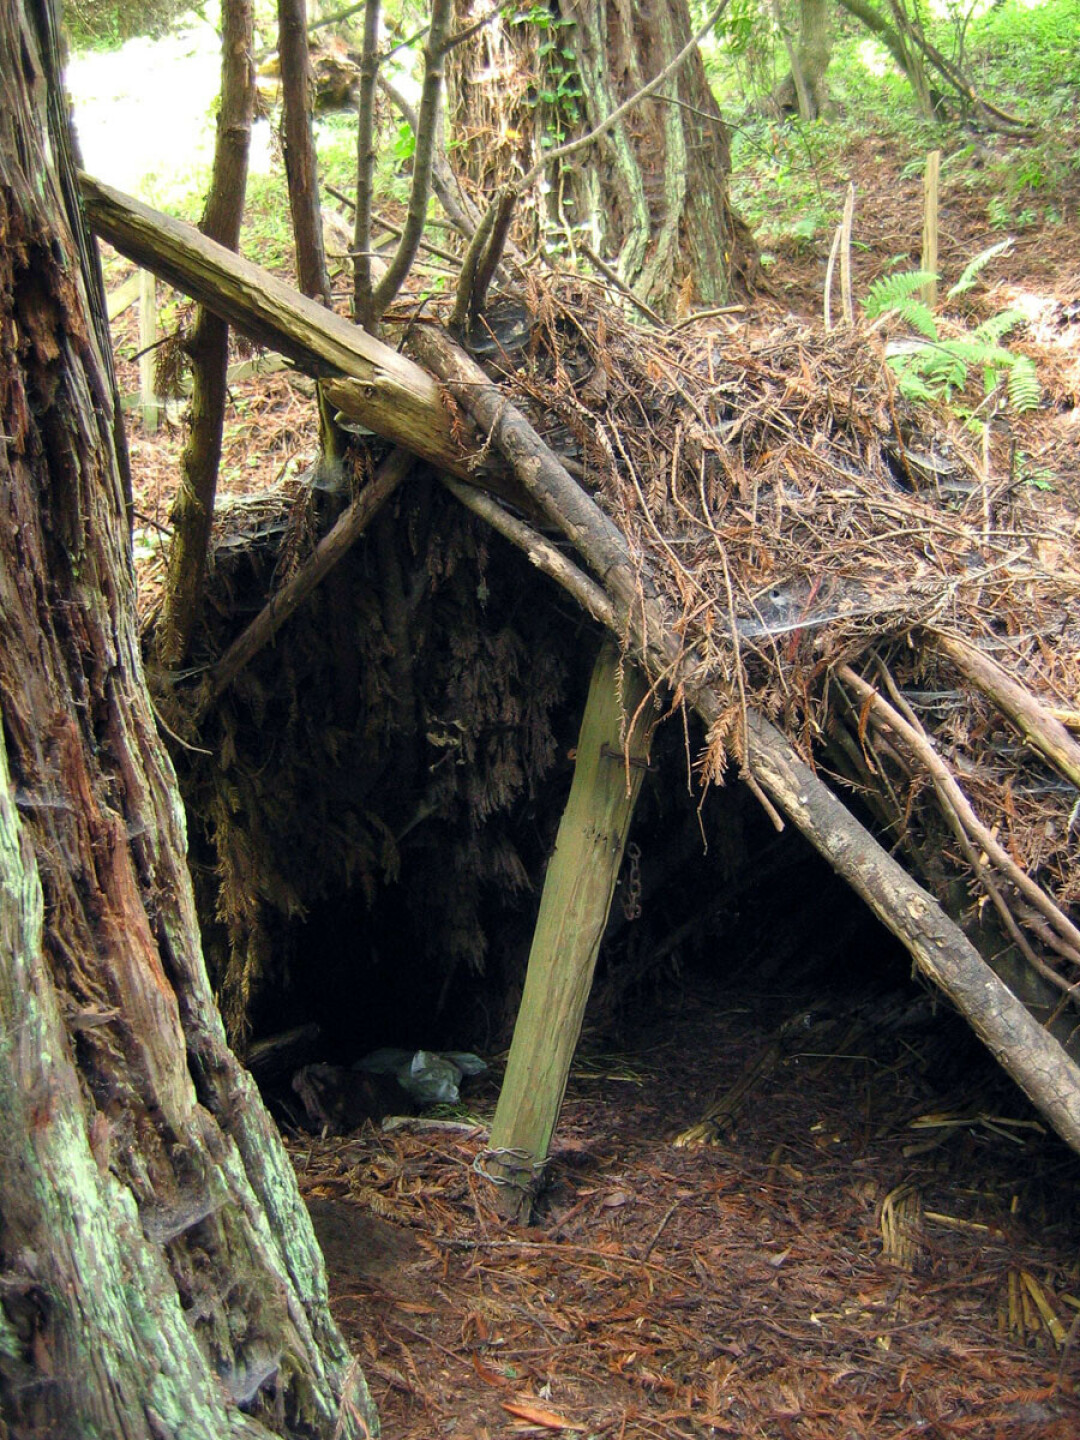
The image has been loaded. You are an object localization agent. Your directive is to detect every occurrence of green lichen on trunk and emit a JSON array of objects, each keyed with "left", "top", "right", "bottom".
[{"left": 0, "top": 3, "right": 376, "bottom": 1434}]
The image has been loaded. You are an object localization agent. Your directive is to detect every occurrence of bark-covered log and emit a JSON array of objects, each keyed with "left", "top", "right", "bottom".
[
  {"left": 0, "top": 4, "right": 375, "bottom": 1434},
  {"left": 80, "top": 172, "right": 462, "bottom": 472}
]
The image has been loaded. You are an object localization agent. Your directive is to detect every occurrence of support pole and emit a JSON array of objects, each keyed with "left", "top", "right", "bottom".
[
  {"left": 481, "top": 642, "right": 652, "bottom": 1221},
  {"left": 921, "top": 149, "right": 940, "bottom": 308},
  {"left": 138, "top": 268, "right": 159, "bottom": 432}
]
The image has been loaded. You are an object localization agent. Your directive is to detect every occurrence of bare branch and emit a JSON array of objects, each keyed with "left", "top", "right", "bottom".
[
  {"left": 442, "top": 477, "right": 615, "bottom": 630},
  {"left": 377, "top": 74, "right": 480, "bottom": 239},
  {"left": 353, "top": 0, "right": 381, "bottom": 328},
  {"left": 206, "top": 448, "right": 412, "bottom": 706},
  {"left": 370, "top": 0, "right": 454, "bottom": 322},
  {"left": 450, "top": 186, "right": 514, "bottom": 329}
]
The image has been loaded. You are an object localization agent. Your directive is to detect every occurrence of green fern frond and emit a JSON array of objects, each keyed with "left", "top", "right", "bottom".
[
  {"left": 863, "top": 269, "right": 939, "bottom": 324},
  {"left": 1007, "top": 355, "right": 1041, "bottom": 411},
  {"left": 887, "top": 365, "right": 936, "bottom": 406},
  {"left": 973, "top": 308, "right": 1026, "bottom": 345},
  {"left": 896, "top": 300, "right": 939, "bottom": 340},
  {"left": 946, "top": 238, "right": 1014, "bottom": 299}
]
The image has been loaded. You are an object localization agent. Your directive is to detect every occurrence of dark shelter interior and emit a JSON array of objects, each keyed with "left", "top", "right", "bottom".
[{"left": 174, "top": 470, "right": 1003, "bottom": 1131}]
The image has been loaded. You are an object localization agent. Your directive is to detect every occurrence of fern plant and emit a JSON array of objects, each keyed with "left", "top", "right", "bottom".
[{"left": 861, "top": 243, "right": 1040, "bottom": 420}]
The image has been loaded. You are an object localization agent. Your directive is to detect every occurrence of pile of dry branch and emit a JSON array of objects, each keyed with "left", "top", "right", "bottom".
[{"left": 462, "top": 274, "right": 1080, "bottom": 1035}]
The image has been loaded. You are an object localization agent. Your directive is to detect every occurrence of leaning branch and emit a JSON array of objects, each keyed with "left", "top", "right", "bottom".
[
  {"left": 929, "top": 630, "right": 1080, "bottom": 791},
  {"left": 80, "top": 174, "right": 462, "bottom": 472},
  {"left": 371, "top": 0, "right": 453, "bottom": 321},
  {"left": 377, "top": 75, "right": 480, "bottom": 238},
  {"left": 157, "top": 0, "right": 255, "bottom": 669},
  {"left": 352, "top": 0, "right": 381, "bottom": 327},
  {"left": 205, "top": 448, "right": 412, "bottom": 706}
]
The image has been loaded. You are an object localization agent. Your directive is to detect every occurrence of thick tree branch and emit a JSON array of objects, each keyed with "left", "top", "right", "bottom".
[
  {"left": 377, "top": 74, "right": 480, "bottom": 238},
  {"left": 929, "top": 630, "right": 1080, "bottom": 792},
  {"left": 278, "top": 0, "right": 333, "bottom": 306},
  {"left": 81, "top": 174, "right": 465, "bottom": 471},
  {"left": 442, "top": 477, "right": 615, "bottom": 629},
  {"left": 839, "top": 664, "right": 1080, "bottom": 961},
  {"left": 158, "top": 0, "right": 255, "bottom": 668}
]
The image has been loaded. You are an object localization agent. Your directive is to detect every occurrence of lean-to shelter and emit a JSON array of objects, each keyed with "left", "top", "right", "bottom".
[{"left": 84, "top": 176, "right": 1080, "bottom": 1213}]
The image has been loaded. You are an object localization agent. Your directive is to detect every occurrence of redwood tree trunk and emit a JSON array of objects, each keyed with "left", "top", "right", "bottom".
[
  {"left": 448, "top": 0, "right": 754, "bottom": 310},
  {"left": 0, "top": 4, "right": 375, "bottom": 1436}
]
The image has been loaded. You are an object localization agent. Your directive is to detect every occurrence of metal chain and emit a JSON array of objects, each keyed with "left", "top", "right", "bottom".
[{"left": 622, "top": 841, "right": 642, "bottom": 921}]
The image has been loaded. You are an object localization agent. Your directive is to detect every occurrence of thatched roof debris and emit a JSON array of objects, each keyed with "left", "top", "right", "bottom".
[{"left": 459, "top": 275, "right": 1080, "bottom": 1027}]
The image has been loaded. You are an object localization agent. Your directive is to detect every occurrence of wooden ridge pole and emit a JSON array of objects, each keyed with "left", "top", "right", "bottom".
[
  {"left": 79, "top": 173, "right": 462, "bottom": 474},
  {"left": 480, "top": 643, "right": 653, "bottom": 1221}
]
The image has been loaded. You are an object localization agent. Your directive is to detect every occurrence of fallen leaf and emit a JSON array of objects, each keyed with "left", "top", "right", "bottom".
[
  {"left": 501, "top": 1397, "right": 585, "bottom": 1431},
  {"left": 472, "top": 1353, "right": 508, "bottom": 1388}
]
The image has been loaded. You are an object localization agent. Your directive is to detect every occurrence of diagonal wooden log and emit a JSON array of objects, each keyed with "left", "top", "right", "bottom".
[
  {"left": 414, "top": 325, "right": 1080, "bottom": 1157},
  {"left": 80, "top": 173, "right": 464, "bottom": 475},
  {"left": 203, "top": 448, "right": 413, "bottom": 707},
  {"left": 928, "top": 629, "right": 1080, "bottom": 792}
]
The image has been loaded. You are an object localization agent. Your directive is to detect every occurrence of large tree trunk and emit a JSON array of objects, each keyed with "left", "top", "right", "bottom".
[
  {"left": 447, "top": 0, "right": 754, "bottom": 310},
  {"left": 773, "top": 0, "right": 833, "bottom": 118},
  {"left": 0, "top": 4, "right": 375, "bottom": 1435}
]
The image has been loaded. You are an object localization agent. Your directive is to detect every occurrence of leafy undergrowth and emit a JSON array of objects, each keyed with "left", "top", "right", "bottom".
[
  {"left": 294, "top": 972, "right": 1080, "bottom": 1440},
  {"left": 717, "top": 0, "right": 1080, "bottom": 264}
]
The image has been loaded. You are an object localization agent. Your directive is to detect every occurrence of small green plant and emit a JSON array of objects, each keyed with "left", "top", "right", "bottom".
[{"left": 861, "top": 245, "right": 1040, "bottom": 419}]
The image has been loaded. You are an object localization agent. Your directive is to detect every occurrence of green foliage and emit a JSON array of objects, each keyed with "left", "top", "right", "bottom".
[
  {"left": 514, "top": 7, "right": 582, "bottom": 142},
  {"left": 862, "top": 270, "right": 938, "bottom": 338},
  {"left": 947, "top": 239, "right": 1015, "bottom": 299},
  {"left": 65, "top": 0, "right": 191, "bottom": 49},
  {"left": 715, "top": 0, "right": 1080, "bottom": 253},
  {"left": 861, "top": 253, "right": 1040, "bottom": 420}
]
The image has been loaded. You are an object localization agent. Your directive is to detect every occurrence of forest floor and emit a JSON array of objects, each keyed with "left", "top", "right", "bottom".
[
  {"left": 98, "top": 73, "right": 1080, "bottom": 1440},
  {"left": 290, "top": 970, "right": 1080, "bottom": 1440}
]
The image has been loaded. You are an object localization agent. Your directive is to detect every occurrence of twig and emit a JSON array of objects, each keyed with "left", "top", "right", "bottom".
[
  {"left": 325, "top": 184, "right": 462, "bottom": 266},
  {"left": 578, "top": 243, "right": 664, "bottom": 327},
  {"left": 840, "top": 183, "right": 855, "bottom": 328},
  {"left": 635, "top": 1200, "right": 679, "bottom": 1262},
  {"left": 840, "top": 663, "right": 1080, "bottom": 960},
  {"left": 670, "top": 304, "right": 746, "bottom": 332},
  {"left": 371, "top": 0, "right": 454, "bottom": 322}
]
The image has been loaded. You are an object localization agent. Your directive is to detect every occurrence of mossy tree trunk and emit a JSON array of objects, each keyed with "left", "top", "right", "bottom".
[
  {"left": 447, "top": 0, "right": 754, "bottom": 311},
  {"left": 0, "top": 4, "right": 375, "bottom": 1435}
]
